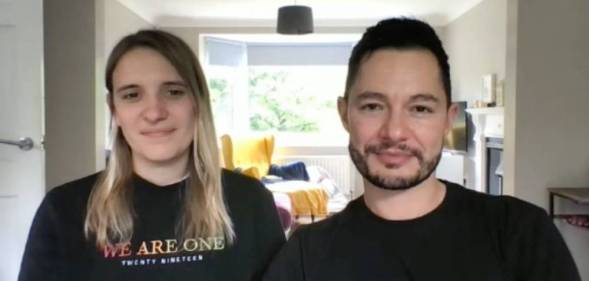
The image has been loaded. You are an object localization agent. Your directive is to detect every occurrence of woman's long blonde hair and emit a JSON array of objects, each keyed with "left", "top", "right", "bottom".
[{"left": 85, "top": 29, "right": 234, "bottom": 247}]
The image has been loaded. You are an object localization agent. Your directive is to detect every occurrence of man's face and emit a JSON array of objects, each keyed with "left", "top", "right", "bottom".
[{"left": 339, "top": 49, "right": 457, "bottom": 190}]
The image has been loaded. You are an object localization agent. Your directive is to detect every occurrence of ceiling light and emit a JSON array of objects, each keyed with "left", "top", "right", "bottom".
[{"left": 277, "top": 5, "right": 314, "bottom": 35}]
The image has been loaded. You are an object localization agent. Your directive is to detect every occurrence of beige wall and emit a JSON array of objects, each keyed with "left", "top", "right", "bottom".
[
  {"left": 44, "top": 0, "right": 99, "bottom": 188},
  {"left": 507, "top": 0, "right": 589, "bottom": 277},
  {"left": 444, "top": 0, "right": 507, "bottom": 104},
  {"left": 44, "top": 0, "right": 151, "bottom": 188},
  {"left": 104, "top": 0, "right": 153, "bottom": 58}
]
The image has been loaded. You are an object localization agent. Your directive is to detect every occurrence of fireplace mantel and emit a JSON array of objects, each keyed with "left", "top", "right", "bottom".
[{"left": 466, "top": 107, "right": 504, "bottom": 193}]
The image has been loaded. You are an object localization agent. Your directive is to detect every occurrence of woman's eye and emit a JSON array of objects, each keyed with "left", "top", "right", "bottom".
[
  {"left": 166, "top": 89, "right": 187, "bottom": 97},
  {"left": 121, "top": 92, "right": 139, "bottom": 100}
]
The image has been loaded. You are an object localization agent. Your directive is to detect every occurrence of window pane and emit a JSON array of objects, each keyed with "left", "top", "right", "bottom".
[
  {"left": 208, "top": 65, "right": 237, "bottom": 134},
  {"left": 204, "top": 34, "right": 358, "bottom": 146},
  {"left": 248, "top": 65, "right": 347, "bottom": 141}
]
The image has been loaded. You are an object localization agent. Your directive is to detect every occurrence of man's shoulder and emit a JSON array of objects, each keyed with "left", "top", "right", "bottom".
[
  {"left": 296, "top": 214, "right": 341, "bottom": 235},
  {"left": 445, "top": 181, "right": 549, "bottom": 222},
  {"left": 289, "top": 201, "right": 357, "bottom": 243}
]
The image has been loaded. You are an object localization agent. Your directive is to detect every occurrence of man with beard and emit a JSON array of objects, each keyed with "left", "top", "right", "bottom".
[{"left": 263, "top": 18, "right": 580, "bottom": 281}]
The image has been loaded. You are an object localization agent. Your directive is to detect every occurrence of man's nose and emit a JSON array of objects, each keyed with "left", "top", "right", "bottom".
[{"left": 378, "top": 111, "right": 410, "bottom": 142}]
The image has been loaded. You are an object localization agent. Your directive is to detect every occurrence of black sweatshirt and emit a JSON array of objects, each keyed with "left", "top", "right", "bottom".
[
  {"left": 19, "top": 169, "right": 286, "bottom": 281},
  {"left": 264, "top": 181, "right": 581, "bottom": 281}
]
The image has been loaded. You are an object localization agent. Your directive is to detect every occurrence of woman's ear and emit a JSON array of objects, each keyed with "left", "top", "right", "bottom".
[
  {"left": 106, "top": 93, "right": 114, "bottom": 113},
  {"left": 107, "top": 93, "right": 119, "bottom": 127}
]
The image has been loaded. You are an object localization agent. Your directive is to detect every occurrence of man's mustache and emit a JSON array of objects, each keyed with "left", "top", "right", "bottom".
[{"left": 364, "top": 140, "right": 423, "bottom": 162}]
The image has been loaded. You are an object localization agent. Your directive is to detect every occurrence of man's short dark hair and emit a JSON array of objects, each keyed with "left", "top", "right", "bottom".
[{"left": 344, "top": 17, "right": 451, "bottom": 107}]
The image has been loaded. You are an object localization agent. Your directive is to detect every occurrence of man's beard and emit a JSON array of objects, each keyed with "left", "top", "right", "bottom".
[{"left": 349, "top": 140, "right": 442, "bottom": 191}]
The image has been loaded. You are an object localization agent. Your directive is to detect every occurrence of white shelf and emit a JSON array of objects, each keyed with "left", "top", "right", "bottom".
[
  {"left": 465, "top": 107, "right": 504, "bottom": 115},
  {"left": 464, "top": 106, "right": 505, "bottom": 193}
]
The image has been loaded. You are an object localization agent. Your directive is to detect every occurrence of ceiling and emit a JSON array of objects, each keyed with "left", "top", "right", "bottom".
[{"left": 117, "top": 0, "right": 484, "bottom": 27}]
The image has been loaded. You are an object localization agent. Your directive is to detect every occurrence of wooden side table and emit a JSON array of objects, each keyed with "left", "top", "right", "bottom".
[{"left": 548, "top": 187, "right": 589, "bottom": 229}]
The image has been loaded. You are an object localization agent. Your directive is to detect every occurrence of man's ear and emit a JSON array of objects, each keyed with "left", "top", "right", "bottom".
[
  {"left": 444, "top": 102, "right": 459, "bottom": 135},
  {"left": 337, "top": 96, "right": 350, "bottom": 132}
]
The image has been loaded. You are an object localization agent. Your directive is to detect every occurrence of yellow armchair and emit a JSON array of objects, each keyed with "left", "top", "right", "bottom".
[
  {"left": 220, "top": 134, "right": 275, "bottom": 179},
  {"left": 220, "top": 134, "right": 329, "bottom": 220}
]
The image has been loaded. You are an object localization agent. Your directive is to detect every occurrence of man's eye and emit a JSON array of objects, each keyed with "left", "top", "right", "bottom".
[
  {"left": 360, "top": 103, "right": 384, "bottom": 111},
  {"left": 412, "top": 105, "right": 433, "bottom": 113}
]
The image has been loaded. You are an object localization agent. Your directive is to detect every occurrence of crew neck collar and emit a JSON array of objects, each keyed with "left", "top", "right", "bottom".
[
  {"left": 133, "top": 173, "right": 188, "bottom": 191},
  {"left": 352, "top": 181, "right": 454, "bottom": 226}
]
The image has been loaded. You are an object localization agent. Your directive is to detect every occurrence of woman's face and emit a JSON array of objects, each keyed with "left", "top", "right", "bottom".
[{"left": 111, "top": 47, "right": 196, "bottom": 169}]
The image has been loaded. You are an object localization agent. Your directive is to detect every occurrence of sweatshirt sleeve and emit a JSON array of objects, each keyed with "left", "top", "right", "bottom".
[
  {"left": 252, "top": 184, "right": 287, "bottom": 281},
  {"left": 502, "top": 199, "right": 581, "bottom": 281},
  {"left": 18, "top": 193, "right": 64, "bottom": 281}
]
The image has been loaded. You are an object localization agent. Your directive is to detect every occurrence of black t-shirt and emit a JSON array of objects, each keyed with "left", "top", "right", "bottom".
[
  {"left": 263, "top": 181, "right": 581, "bottom": 281},
  {"left": 19, "top": 169, "right": 286, "bottom": 281}
]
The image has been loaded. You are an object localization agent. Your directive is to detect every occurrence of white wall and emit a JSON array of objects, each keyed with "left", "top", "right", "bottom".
[
  {"left": 443, "top": 0, "right": 507, "bottom": 104},
  {"left": 506, "top": 0, "right": 589, "bottom": 278}
]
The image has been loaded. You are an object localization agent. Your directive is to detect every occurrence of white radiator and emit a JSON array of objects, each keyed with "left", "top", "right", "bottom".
[{"left": 273, "top": 155, "right": 356, "bottom": 198}]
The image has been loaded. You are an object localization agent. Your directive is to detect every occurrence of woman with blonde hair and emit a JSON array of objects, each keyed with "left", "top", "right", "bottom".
[{"left": 19, "top": 29, "right": 285, "bottom": 281}]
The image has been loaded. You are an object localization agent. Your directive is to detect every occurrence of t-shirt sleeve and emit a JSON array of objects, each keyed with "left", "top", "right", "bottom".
[
  {"left": 503, "top": 199, "right": 581, "bottom": 281},
  {"left": 18, "top": 194, "right": 63, "bottom": 281},
  {"left": 252, "top": 184, "right": 287, "bottom": 281},
  {"left": 263, "top": 229, "right": 306, "bottom": 281}
]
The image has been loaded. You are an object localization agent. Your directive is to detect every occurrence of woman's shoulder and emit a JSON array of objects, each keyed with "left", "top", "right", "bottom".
[
  {"left": 45, "top": 172, "right": 101, "bottom": 205},
  {"left": 31, "top": 172, "right": 102, "bottom": 228},
  {"left": 221, "top": 169, "right": 272, "bottom": 200}
]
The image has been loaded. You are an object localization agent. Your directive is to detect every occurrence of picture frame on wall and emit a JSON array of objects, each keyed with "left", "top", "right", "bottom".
[{"left": 481, "top": 74, "right": 496, "bottom": 104}]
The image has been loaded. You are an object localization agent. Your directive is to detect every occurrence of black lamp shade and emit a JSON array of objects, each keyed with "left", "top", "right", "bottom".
[{"left": 277, "top": 5, "right": 314, "bottom": 35}]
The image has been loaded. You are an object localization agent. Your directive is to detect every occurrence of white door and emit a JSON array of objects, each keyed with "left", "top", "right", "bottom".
[{"left": 0, "top": 0, "right": 45, "bottom": 280}]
